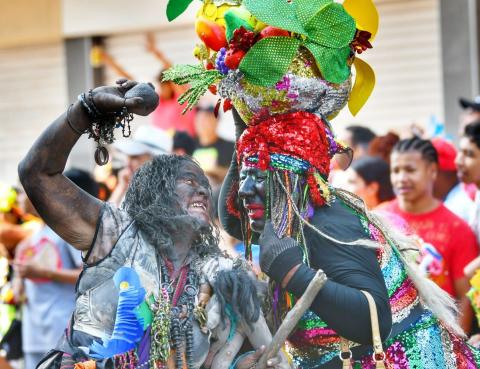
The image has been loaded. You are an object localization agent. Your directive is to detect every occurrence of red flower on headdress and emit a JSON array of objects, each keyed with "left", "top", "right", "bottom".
[{"left": 351, "top": 29, "right": 373, "bottom": 54}]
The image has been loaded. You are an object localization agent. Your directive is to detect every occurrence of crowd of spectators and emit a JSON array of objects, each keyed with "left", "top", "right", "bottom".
[{"left": 4, "top": 37, "right": 480, "bottom": 368}]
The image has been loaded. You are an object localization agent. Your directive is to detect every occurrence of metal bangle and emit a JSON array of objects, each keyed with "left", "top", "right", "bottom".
[{"left": 66, "top": 104, "right": 89, "bottom": 135}]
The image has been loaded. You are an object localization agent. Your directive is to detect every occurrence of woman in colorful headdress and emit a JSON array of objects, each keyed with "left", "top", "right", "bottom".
[{"left": 164, "top": 0, "right": 480, "bottom": 367}]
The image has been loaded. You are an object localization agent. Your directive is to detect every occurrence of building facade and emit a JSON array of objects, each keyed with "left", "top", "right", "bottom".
[{"left": 0, "top": 0, "right": 478, "bottom": 184}]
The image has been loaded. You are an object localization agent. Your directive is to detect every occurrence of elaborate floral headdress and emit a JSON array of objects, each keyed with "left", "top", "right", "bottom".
[
  {"left": 163, "top": 0, "right": 379, "bottom": 123},
  {"left": 164, "top": 0, "right": 380, "bottom": 259}
]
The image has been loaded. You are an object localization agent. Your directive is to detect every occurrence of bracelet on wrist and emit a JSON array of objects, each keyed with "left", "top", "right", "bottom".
[
  {"left": 78, "top": 92, "right": 99, "bottom": 120},
  {"left": 76, "top": 89, "right": 134, "bottom": 166},
  {"left": 66, "top": 104, "right": 90, "bottom": 135},
  {"left": 87, "top": 89, "right": 103, "bottom": 118}
]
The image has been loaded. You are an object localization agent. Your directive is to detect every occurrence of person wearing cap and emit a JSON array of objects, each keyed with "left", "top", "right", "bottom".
[
  {"left": 460, "top": 97, "right": 480, "bottom": 134},
  {"left": 109, "top": 125, "right": 173, "bottom": 206},
  {"left": 432, "top": 137, "right": 473, "bottom": 222}
]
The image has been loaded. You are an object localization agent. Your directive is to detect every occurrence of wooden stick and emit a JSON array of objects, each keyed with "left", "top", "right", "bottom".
[{"left": 256, "top": 270, "right": 327, "bottom": 369}]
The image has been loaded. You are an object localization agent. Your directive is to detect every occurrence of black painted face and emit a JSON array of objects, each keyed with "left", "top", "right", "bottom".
[
  {"left": 175, "top": 161, "right": 213, "bottom": 227},
  {"left": 238, "top": 163, "right": 268, "bottom": 233}
]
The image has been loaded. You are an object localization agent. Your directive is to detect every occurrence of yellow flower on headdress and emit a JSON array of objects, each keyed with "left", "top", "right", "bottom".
[{"left": 197, "top": 0, "right": 236, "bottom": 27}]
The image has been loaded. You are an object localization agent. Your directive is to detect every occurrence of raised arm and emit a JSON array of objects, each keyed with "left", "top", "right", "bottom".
[{"left": 18, "top": 81, "right": 148, "bottom": 251}]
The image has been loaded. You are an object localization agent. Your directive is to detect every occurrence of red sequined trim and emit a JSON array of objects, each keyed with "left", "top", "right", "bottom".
[
  {"left": 237, "top": 112, "right": 331, "bottom": 173},
  {"left": 237, "top": 112, "right": 331, "bottom": 206},
  {"left": 226, "top": 179, "right": 241, "bottom": 218},
  {"left": 307, "top": 169, "right": 326, "bottom": 207}
]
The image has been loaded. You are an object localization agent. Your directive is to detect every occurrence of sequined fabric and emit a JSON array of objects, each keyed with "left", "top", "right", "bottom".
[
  {"left": 217, "top": 48, "right": 351, "bottom": 124},
  {"left": 236, "top": 111, "right": 344, "bottom": 207},
  {"left": 285, "top": 206, "right": 480, "bottom": 368}
]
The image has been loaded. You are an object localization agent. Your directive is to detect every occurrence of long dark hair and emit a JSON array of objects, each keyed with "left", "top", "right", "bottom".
[
  {"left": 351, "top": 156, "right": 394, "bottom": 203},
  {"left": 123, "top": 155, "right": 219, "bottom": 256}
]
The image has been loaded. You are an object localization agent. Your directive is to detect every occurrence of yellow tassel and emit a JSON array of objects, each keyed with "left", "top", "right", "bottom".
[
  {"left": 343, "top": 0, "right": 380, "bottom": 41},
  {"left": 471, "top": 269, "right": 480, "bottom": 289},
  {"left": 349, "top": 58, "right": 375, "bottom": 116}
]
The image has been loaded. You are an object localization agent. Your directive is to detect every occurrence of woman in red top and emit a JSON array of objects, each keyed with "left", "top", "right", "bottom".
[{"left": 381, "top": 136, "right": 479, "bottom": 333}]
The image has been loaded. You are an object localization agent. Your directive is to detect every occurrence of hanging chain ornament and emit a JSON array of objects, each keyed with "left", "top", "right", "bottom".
[
  {"left": 77, "top": 81, "right": 158, "bottom": 166},
  {"left": 78, "top": 88, "right": 134, "bottom": 166}
]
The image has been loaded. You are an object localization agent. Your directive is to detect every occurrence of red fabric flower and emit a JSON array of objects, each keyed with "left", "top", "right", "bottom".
[{"left": 351, "top": 29, "right": 373, "bottom": 54}]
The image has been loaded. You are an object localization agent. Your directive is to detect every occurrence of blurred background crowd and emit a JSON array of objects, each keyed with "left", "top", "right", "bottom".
[{"left": 3, "top": 0, "right": 480, "bottom": 368}]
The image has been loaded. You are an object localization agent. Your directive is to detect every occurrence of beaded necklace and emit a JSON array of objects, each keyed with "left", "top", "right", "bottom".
[{"left": 147, "top": 258, "right": 200, "bottom": 369}]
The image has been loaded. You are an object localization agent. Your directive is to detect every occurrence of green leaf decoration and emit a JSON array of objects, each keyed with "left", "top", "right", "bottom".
[
  {"left": 240, "top": 37, "right": 301, "bottom": 87},
  {"left": 306, "top": 3, "right": 356, "bottom": 48},
  {"left": 305, "top": 41, "right": 352, "bottom": 84},
  {"left": 240, "top": 0, "right": 356, "bottom": 85},
  {"left": 224, "top": 8, "right": 255, "bottom": 41},
  {"left": 162, "top": 64, "right": 222, "bottom": 111},
  {"left": 166, "top": 0, "right": 194, "bottom": 21},
  {"left": 295, "top": 0, "right": 332, "bottom": 26},
  {"left": 243, "top": 0, "right": 306, "bottom": 35}
]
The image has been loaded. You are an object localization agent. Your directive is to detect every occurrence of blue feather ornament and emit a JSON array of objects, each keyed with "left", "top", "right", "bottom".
[{"left": 89, "top": 267, "right": 146, "bottom": 359}]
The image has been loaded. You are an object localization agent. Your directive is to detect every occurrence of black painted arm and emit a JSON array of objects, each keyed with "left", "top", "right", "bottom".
[
  {"left": 18, "top": 101, "right": 103, "bottom": 251},
  {"left": 18, "top": 81, "right": 147, "bottom": 251}
]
